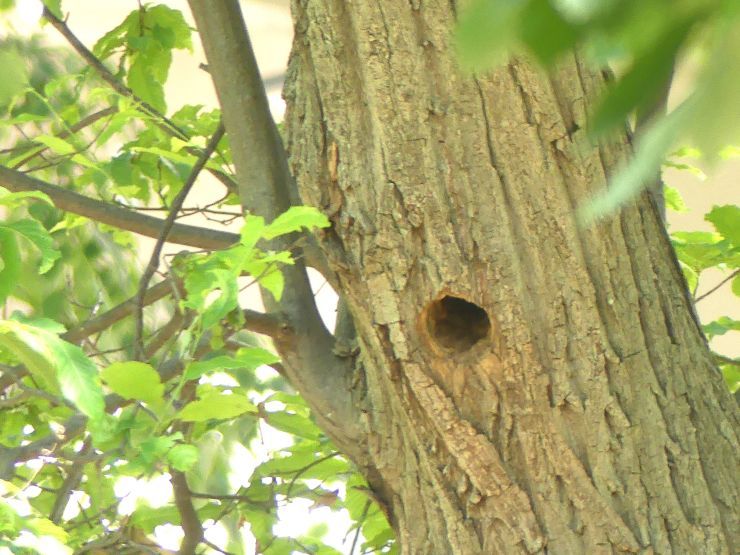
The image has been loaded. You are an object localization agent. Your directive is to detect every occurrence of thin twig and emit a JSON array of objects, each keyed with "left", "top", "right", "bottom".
[
  {"left": 134, "top": 122, "right": 225, "bottom": 358},
  {"left": 714, "top": 353, "right": 740, "bottom": 367},
  {"left": 349, "top": 499, "right": 372, "bottom": 555},
  {"left": 695, "top": 269, "right": 739, "bottom": 303},
  {"left": 284, "top": 451, "right": 340, "bottom": 499},
  {"left": 202, "top": 538, "right": 234, "bottom": 555}
]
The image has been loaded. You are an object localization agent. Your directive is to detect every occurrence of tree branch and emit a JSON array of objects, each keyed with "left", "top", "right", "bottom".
[
  {"left": 171, "top": 471, "right": 203, "bottom": 555},
  {"left": 188, "top": 0, "right": 362, "bottom": 449},
  {"left": 50, "top": 439, "right": 92, "bottom": 523},
  {"left": 135, "top": 122, "right": 225, "bottom": 358},
  {"left": 0, "top": 165, "right": 239, "bottom": 250}
]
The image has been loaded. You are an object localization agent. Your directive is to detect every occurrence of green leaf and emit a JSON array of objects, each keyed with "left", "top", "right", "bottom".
[
  {"left": 240, "top": 215, "right": 266, "bottom": 250},
  {"left": 663, "top": 186, "right": 687, "bottom": 213},
  {"left": 0, "top": 498, "right": 22, "bottom": 538},
  {"left": 184, "top": 348, "right": 280, "bottom": 380},
  {"left": 589, "top": 18, "right": 692, "bottom": 137},
  {"left": 0, "top": 320, "right": 105, "bottom": 423},
  {"left": 705, "top": 205, "right": 740, "bottom": 247},
  {"left": 678, "top": 260, "right": 699, "bottom": 293},
  {"left": 134, "top": 435, "right": 177, "bottom": 471},
  {"left": 41, "top": 0, "right": 63, "bottom": 19},
  {"left": 131, "top": 504, "right": 181, "bottom": 533},
  {"left": 703, "top": 316, "right": 740, "bottom": 340},
  {"left": 100, "top": 361, "right": 164, "bottom": 404},
  {"left": 518, "top": 0, "right": 581, "bottom": 66},
  {"left": 0, "top": 230, "right": 21, "bottom": 305},
  {"left": 732, "top": 274, "right": 740, "bottom": 298},
  {"left": 276, "top": 455, "right": 347, "bottom": 481},
  {"left": 719, "top": 361, "right": 740, "bottom": 393},
  {"left": 128, "top": 146, "right": 197, "bottom": 166},
  {"left": 454, "top": 0, "right": 523, "bottom": 70},
  {"left": 0, "top": 49, "right": 29, "bottom": 105},
  {"left": 183, "top": 267, "right": 239, "bottom": 329},
  {"left": 579, "top": 100, "right": 694, "bottom": 222},
  {"left": 178, "top": 392, "right": 256, "bottom": 422},
  {"left": 25, "top": 516, "right": 69, "bottom": 543},
  {"left": 257, "top": 265, "right": 285, "bottom": 301},
  {"left": 2, "top": 218, "right": 61, "bottom": 274},
  {"left": 0, "top": 187, "right": 53, "bottom": 208},
  {"left": 263, "top": 206, "right": 330, "bottom": 239},
  {"left": 127, "top": 57, "right": 167, "bottom": 113},
  {"left": 167, "top": 443, "right": 199, "bottom": 472},
  {"left": 671, "top": 231, "right": 727, "bottom": 273},
  {"left": 33, "top": 135, "right": 76, "bottom": 156},
  {"left": 145, "top": 5, "right": 193, "bottom": 51},
  {"left": 266, "top": 411, "right": 322, "bottom": 440}
]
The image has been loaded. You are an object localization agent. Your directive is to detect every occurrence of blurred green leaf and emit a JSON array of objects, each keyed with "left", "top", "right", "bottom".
[
  {"left": 41, "top": 0, "right": 63, "bottom": 19},
  {"left": 0, "top": 319, "right": 105, "bottom": 424},
  {"left": 719, "top": 362, "right": 740, "bottom": 393},
  {"left": 0, "top": 49, "right": 28, "bottom": 105},
  {"left": 127, "top": 56, "right": 167, "bottom": 113},
  {"left": 0, "top": 187, "right": 53, "bottom": 208},
  {"left": 579, "top": 100, "right": 693, "bottom": 222},
  {"left": 703, "top": 316, "right": 740, "bottom": 340},
  {"left": 179, "top": 392, "right": 256, "bottom": 422},
  {"left": 706, "top": 205, "right": 740, "bottom": 247},
  {"left": 101, "top": 361, "right": 164, "bottom": 404},
  {"left": 454, "top": 0, "right": 523, "bottom": 70},
  {"left": 589, "top": 17, "right": 693, "bottom": 137},
  {"left": 167, "top": 443, "right": 199, "bottom": 472},
  {"left": 519, "top": 0, "right": 581, "bottom": 65},
  {"left": 0, "top": 230, "right": 21, "bottom": 304},
  {"left": 1, "top": 218, "right": 61, "bottom": 274},
  {"left": 33, "top": 134, "right": 76, "bottom": 156},
  {"left": 184, "top": 348, "right": 280, "bottom": 380},
  {"left": 266, "top": 411, "right": 323, "bottom": 441},
  {"left": 663, "top": 186, "right": 687, "bottom": 213}
]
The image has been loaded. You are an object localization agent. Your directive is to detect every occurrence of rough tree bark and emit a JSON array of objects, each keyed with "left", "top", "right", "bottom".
[{"left": 192, "top": 1, "right": 738, "bottom": 553}]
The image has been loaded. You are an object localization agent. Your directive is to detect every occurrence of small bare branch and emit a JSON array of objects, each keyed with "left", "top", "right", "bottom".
[{"left": 695, "top": 269, "right": 739, "bottom": 303}]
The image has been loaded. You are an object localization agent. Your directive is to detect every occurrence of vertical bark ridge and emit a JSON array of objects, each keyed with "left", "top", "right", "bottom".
[{"left": 284, "top": 1, "right": 739, "bottom": 552}]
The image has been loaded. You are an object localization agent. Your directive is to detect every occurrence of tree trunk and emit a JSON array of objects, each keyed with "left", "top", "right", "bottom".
[{"left": 281, "top": 1, "right": 739, "bottom": 553}]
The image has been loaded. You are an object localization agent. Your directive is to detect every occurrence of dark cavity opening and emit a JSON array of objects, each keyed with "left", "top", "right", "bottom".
[{"left": 426, "top": 295, "right": 490, "bottom": 352}]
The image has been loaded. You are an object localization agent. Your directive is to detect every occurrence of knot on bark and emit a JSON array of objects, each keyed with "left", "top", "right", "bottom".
[{"left": 425, "top": 295, "right": 490, "bottom": 353}]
